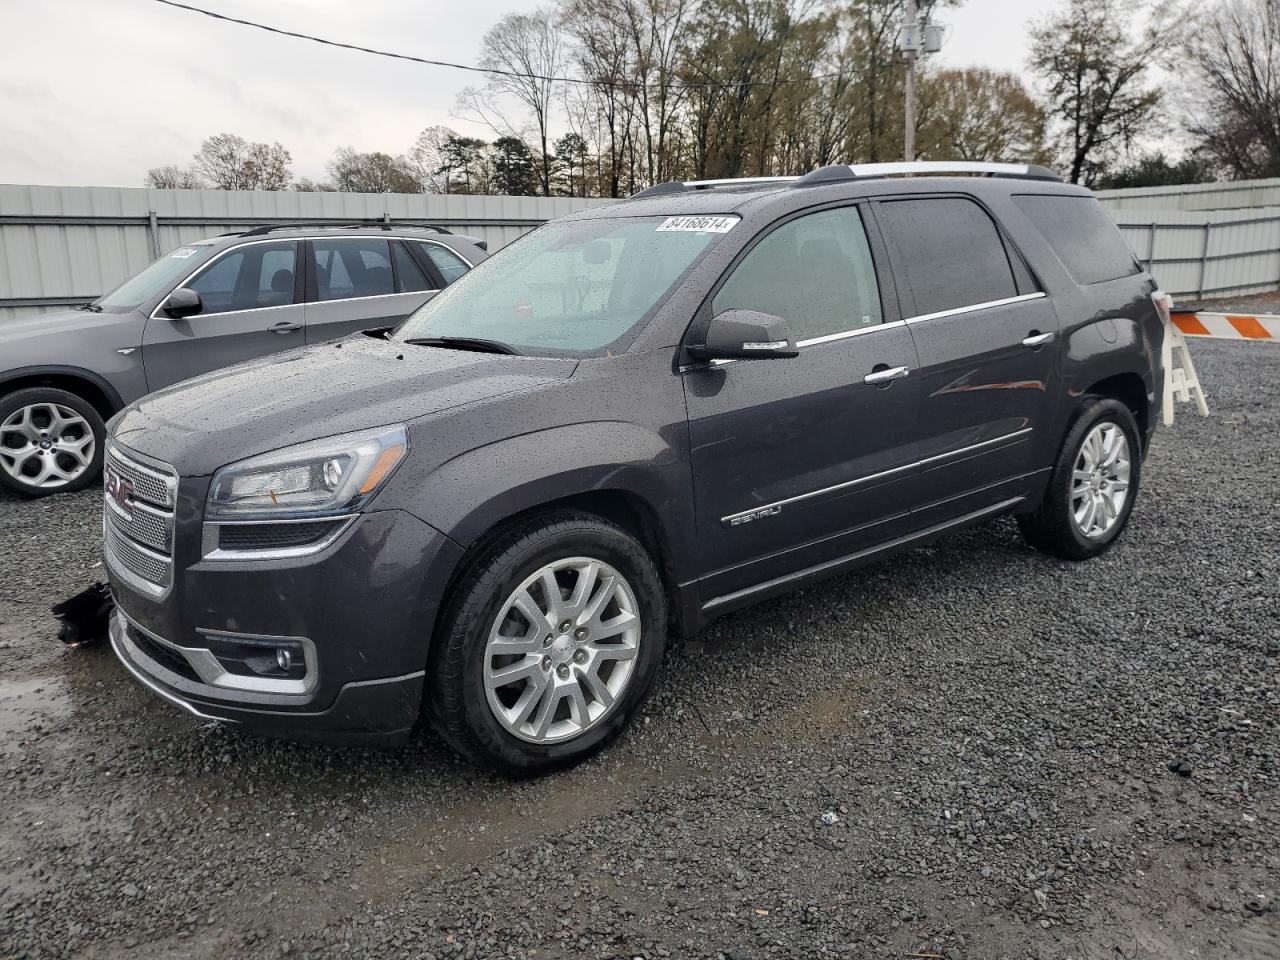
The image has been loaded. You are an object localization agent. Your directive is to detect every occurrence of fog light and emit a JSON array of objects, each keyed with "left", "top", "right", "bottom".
[{"left": 202, "top": 633, "right": 308, "bottom": 681}]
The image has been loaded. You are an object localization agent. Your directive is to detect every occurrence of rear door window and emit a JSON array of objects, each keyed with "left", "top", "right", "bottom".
[
  {"left": 1013, "top": 195, "right": 1141, "bottom": 284},
  {"left": 391, "top": 241, "right": 434, "bottom": 292},
  {"left": 876, "top": 197, "right": 1018, "bottom": 317},
  {"left": 312, "top": 238, "right": 395, "bottom": 301}
]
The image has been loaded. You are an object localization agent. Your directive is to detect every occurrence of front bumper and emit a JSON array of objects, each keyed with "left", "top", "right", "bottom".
[
  {"left": 110, "top": 610, "right": 425, "bottom": 744},
  {"left": 106, "top": 505, "right": 464, "bottom": 745}
]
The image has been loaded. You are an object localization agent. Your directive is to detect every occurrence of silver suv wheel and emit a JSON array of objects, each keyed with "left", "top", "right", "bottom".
[
  {"left": 1070, "top": 422, "right": 1131, "bottom": 540},
  {"left": 0, "top": 402, "right": 97, "bottom": 490},
  {"left": 484, "top": 556, "right": 641, "bottom": 744}
]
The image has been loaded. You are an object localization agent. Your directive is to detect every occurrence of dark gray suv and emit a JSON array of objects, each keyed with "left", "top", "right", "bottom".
[
  {"left": 104, "top": 162, "right": 1166, "bottom": 774},
  {"left": 0, "top": 223, "right": 485, "bottom": 497}
]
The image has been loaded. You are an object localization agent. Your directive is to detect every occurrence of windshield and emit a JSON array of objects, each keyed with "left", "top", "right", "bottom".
[
  {"left": 93, "top": 242, "right": 215, "bottom": 313},
  {"left": 393, "top": 215, "right": 735, "bottom": 357}
]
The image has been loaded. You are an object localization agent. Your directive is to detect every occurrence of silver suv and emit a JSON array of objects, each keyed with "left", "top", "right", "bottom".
[{"left": 0, "top": 222, "right": 486, "bottom": 497}]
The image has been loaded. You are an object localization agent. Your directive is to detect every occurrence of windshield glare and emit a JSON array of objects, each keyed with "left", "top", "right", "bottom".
[
  {"left": 394, "top": 216, "right": 733, "bottom": 357},
  {"left": 94, "top": 243, "right": 214, "bottom": 313}
]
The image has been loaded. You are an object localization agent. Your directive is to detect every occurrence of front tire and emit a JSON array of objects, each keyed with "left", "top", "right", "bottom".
[
  {"left": 1018, "top": 397, "right": 1142, "bottom": 561},
  {"left": 0, "top": 388, "right": 105, "bottom": 498},
  {"left": 426, "top": 512, "right": 667, "bottom": 776}
]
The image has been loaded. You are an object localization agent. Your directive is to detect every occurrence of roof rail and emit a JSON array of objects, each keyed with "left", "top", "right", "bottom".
[
  {"left": 627, "top": 162, "right": 1061, "bottom": 200},
  {"left": 796, "top": 161, "right": 1062, "bottom": 185},
  {"left": 630, "top": 176, "right": 797, "bottom": 199},
  {"left": 237, "top": 219, "right": 454, "bottom": 237}
]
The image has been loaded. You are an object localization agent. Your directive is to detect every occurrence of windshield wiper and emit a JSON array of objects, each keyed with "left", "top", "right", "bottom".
[
  {"left": 78, "top": 303, "right": 103, "bottom": 313},
  {"left": 403, "top": 336, "right": 521, "bottom": 356}
]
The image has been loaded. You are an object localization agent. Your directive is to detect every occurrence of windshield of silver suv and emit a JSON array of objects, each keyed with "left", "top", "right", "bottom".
[
  {"left": 393, "top": 215, "right": 734, "bottom": 357},
  {"left": 91, "top": 241, "right": 217, "bottom": 313}
]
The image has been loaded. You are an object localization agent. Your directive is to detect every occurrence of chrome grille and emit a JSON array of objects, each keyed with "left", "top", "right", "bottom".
[
  {"left": 106, "top": 499, "right": 172, "bottom": 552},
  {"left": 105, "top": 521, "right": 172, "bottom": 590},
  {"left": 105, "top": 445, "right": 174, "bottom": 509},
  {"left": 103, "top": 444, "right": 177, "bottom": 596}
]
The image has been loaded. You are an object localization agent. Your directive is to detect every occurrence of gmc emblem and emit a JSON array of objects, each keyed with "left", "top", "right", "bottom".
[{"left": 104, "top": 468, "right": 135, "bottom": 517}]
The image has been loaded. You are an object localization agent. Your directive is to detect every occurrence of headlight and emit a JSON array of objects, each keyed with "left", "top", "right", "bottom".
[{"left": 206, "top": 425, "right": 409, "bottom": 520}]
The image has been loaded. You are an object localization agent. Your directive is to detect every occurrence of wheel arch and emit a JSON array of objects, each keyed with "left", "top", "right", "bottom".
[
  {"left": 0, "top": 365, "right": 125, "bottom": 421},
  {"left": 1081, "top": 370, "right": 1151, "bottom": 448}
]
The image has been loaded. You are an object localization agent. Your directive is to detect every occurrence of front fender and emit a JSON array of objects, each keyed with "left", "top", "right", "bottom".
[{"left": 388, "top": 420, "right": 697, "bottom": 582}]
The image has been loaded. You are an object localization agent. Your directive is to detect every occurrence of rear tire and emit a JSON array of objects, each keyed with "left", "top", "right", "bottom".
[
  {"left": 426, "top": 511, "right": 667, "bottom": 776},
  {"left": 1018, "top": 397, "right": 1142, "bottom": 561},
  {"left": 0, "top": 388, "right": 105, "bottom": 498}
]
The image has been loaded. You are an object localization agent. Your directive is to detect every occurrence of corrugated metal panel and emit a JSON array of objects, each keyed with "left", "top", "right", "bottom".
[
  {"left": 1108, "top": 204, "right": 1280, "bottom": 297},
  {"left": 0, "top": 185, "right": 609, "bottom": 323},
  {"left": 1097, "top": 178, "right": 1280, "bottom": 212}
]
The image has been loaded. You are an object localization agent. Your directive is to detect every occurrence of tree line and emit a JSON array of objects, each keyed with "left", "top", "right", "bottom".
[{"left": 144, "top": 0, "right": 1280, "bottom": 196}]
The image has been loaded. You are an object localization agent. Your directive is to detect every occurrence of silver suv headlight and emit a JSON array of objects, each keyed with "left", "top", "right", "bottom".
[{"left": 206, "top": 425, "right": 408, "bottom": 520}]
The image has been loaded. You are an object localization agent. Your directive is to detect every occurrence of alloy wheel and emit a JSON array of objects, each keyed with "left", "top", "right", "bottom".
[
  {"left": 0, "top": 403, "right": 96, "bottom": 490},
  {"left": 484, "top": 556, "right": 641, "bottom": 744},
  {"left": 1069, "top": 421, "right": 1131, "bottom": 540}
]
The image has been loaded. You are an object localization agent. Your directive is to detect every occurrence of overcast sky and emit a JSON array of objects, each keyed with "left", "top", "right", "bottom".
[{"left": 0, "top": 0, "right": 1057, "bottom": 188}]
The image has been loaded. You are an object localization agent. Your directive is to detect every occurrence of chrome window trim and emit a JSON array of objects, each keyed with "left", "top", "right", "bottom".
[
  {"left": 903, "top": 291, "right": 1045, "bottom": 325},
  {"left": 796, "top": 318, "right": 907, "bottom": 348},
  {"left": 200, "top": 515, "right": 355, "bottom": 561},
  {"left": 147, "top": 235, "right": 471, "bottom": 320},
  {"left": 720, "top": 427, "right": 1033, "bottom": 524}
]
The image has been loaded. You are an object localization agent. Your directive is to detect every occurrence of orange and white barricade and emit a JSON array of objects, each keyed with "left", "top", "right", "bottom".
[
  {"left": 1172, "top": 311, "right": 1280, "bottom": 341},
  {"left": 1163, "top": 302, "right": 1209, "bottom": 427}
]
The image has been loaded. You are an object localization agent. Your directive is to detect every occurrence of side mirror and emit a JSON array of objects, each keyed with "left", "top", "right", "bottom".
[
  {"left": 687, "top": 309, "right": 798, "bottom": 361},
  {"left": 162, "top": 287, "right": 203, "bottom": 319}
]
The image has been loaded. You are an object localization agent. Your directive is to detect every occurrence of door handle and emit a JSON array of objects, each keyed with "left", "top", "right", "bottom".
[
  {"left": 863, "top": 364, "right": 910, "bottom": 386},
  {"left": 1022, "top": 330, "right": 1056, "bottom": 348},
  {"left": 268, "top": 321, "right": 302, "bottom": 335}
]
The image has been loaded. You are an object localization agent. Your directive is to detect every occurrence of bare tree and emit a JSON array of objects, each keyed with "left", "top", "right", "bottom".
[
  {"left": 144, "top": 164, "right": 204, "bottom": 189},
  {"left": 192, "top": 133, "right": 293, "bottom": 189},
  {"left": 409, "top": 125, "right": 456, "bottom": 193},
  {"left": 1186, "top": 0, "right": 1280, "bottom": 178},
  {"left": 243, "top": 142, "right": 293, "bottom": 190},
  {"left": 916, "top": 68, "right": 1047, "bottom": 162},
  {"left": 1029, "top": 0, "right": 1184, "bottom": 185},
  {"left": 328, "top": 148, "right": 423, "bottom": 193},
  {"left": 460, "top": 8, "right": 564, "bottom": 196}
]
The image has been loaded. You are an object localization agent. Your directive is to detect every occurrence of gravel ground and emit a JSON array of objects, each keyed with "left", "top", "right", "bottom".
[{"left": 1, "top": 338, "right": 1278, "bottom": 960}]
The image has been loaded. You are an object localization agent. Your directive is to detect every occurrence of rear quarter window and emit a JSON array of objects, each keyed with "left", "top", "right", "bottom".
[{"left": 1013, "top": 195, "right": 1140, "bottom": 285}]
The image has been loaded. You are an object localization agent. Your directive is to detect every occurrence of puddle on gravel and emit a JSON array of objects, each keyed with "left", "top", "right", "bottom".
[{"left": 0, "top": 673, "right": 70, "bottom": 743}]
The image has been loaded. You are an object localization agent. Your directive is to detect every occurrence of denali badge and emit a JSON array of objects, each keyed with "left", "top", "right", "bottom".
[
  {"left": 104, "top": 468, "right": 135, "bottom": 517},
  {"left": 725, "top": 505, "right": 782, "bottom": 527}
]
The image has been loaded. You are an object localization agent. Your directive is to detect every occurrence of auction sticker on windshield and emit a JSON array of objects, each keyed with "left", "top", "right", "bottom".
[
  {"left": 656, "top": 215, "right": 739, "bottom": 233},
  {"left": 170, "top": 247, "right": 201, "bottom": 259}
]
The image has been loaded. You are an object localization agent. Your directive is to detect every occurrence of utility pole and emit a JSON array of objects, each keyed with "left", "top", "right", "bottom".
[{"left": 903, "top": 0, "right": 918, "bottom": 162}]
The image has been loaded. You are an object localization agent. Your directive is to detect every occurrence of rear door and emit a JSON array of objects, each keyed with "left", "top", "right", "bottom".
[
  {"left": 141, "top": 239, "right": 305, "bottom": 390},
  {"left": 872, "top": 195, "right": 1060, "bottom": 522},
  {"left": 683, "top": 203, "right": 922, "bottom": 602},
  {"left": 302, "top": 237, "right": 440, "bottom": 343}
]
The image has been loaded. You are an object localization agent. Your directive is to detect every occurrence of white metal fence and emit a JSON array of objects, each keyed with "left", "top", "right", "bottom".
[
  {"left": 3, "top": 179, "right": 1280, "bottom": 323},
  {"left": 0, "top": 185, "right": 608, "bottom": 323},
  {"left": 1096, "top": 181, "right": 1280, "bottom": 299}
]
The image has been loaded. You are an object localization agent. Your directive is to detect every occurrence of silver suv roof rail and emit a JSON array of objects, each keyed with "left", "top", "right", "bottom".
[
  {"left": 795, "top": 161, "right": 1061, "bottom": 185},
  {"left": 630, "top": 161, "right": 1060, "bottom": 198}
]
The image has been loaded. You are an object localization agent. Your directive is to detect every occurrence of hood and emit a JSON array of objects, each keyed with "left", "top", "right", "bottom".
[
  {"left": 111, "top": 335, "right": 578, "bottom": 475},
  {"left": 0, "top": 307, "right": 138, "bottom": 347}
]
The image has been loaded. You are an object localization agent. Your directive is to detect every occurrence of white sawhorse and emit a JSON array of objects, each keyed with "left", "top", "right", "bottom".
[{"left": 1162, "top": 317, "right": 1209, "bottom": 426}]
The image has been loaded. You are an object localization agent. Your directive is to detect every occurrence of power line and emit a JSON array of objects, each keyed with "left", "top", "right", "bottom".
[{"left": 145, "top": 0, "right": 842, "bottom": 90}]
